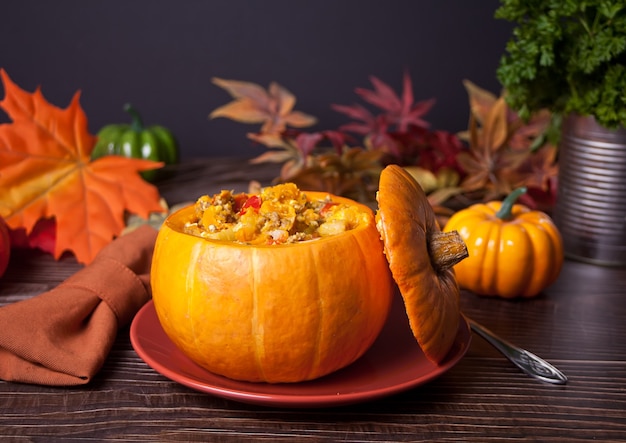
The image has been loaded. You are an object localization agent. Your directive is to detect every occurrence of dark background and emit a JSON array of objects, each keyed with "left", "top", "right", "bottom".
[{"left": 1, "top": 0, "right": 513, "bottom": 160}]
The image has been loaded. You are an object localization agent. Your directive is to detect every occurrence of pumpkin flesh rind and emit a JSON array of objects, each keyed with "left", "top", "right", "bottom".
[
  {"left": 376, "top": 165, "right": 461, "bottom": 364},
  {"left": 151, "top": 192, "right": 393, "bottom": 383}
]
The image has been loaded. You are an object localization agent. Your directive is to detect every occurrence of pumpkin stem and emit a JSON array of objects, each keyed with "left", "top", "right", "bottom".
[
  {"left": 495, "top": 187, "right": 527, "bottom": 220},
  {"left": 124, "top": 103, "right": 144, "bottom": 132},
  {"left": 428, "top": 230, "right": 469, "bottom": 273}
]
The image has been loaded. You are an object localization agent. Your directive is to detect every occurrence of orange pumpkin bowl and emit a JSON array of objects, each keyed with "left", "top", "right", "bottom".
[{"left": 151, "top": 192, "right": 394, "bottom": 383}]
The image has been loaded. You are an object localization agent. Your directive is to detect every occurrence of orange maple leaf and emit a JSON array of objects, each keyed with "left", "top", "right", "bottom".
[{"left": 0, "top": 69, "right": 164, "bottom": 264}]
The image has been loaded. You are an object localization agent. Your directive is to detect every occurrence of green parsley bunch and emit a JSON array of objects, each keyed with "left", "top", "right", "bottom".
[{"left": 496, "top": 1, "right": 626, "bottom": 129}]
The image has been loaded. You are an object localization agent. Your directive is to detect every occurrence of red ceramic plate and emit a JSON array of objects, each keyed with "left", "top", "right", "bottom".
[{"left": 130, "top": 295, "right": 471, "bottom": 408}]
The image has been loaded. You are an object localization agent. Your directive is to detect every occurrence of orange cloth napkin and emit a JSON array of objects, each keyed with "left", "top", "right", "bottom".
[{"left": 0, "top": 225, "right": 157, "bottom": 386}]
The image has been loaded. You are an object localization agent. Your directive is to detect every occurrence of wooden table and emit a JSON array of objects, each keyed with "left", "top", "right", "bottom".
[{"left": 2, "top": 159, "right": 625, "bottom": 442}]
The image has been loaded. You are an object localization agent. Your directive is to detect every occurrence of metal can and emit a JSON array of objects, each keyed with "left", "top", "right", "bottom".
[{"left": 554, "top": 114, "right": 626, "bottom": 266}]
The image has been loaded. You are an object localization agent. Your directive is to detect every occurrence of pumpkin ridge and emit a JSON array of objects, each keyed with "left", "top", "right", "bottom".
[
  {"left": 485, "top": 221, "right": 500, "bottom": 295},
  {"left": 306, "top": 244, "right": 324, "bottom": 381},
  {"left": 468, "top": 220, "right": 489, "bottom": 291},
  {"left": 543, "top": 221, "right": 563, "bottom": 286},
  {"left": 518, "top": 224, "right": 535, "bottom": 297},
  {"left": 519, "top": 220, "right": 549, "bottom": 297},
  {"left": 348, "top": 231, "right": 379, "bottom": 363},
  {"left": 188, "top": 243, "right": 203, "bottom": 365},
  {"left": 251, "top": 247, "right": 268, "bottom": 382}
]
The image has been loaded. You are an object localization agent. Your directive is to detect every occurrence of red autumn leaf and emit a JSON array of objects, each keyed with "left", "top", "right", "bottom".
[
  {"left": 333, "top": 72, "right": 435, "bottom": 133},
  {"left": 286, "top": 129, "right": 353, "bottom": 157},
  {"left": 353, "top": 72, "right": 435, "bottom": 131},
  {"left": 416, "top": 130, "right": 465, "bottom": 174},
  {"left": 0, "top": 69, "right": 164, "bottom": 264},
  {"left": 331, "top": 104, "right": 401, "bottom": 156},
  {"left": 332, "top": 73, "right": 435, "bottom": 159},
  {"left": 210, "top": 77, "right": 317, "bottom": 134},
  {"left": 8, "top": 217, "right": 56, "bottom": 254}
]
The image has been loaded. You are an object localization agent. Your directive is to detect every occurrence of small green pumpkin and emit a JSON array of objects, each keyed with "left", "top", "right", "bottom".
[{"left": 91, "top": 104, "right": 179, "bottom": 181}]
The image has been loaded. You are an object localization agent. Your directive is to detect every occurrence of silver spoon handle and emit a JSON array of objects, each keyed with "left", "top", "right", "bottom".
[{"left": 466, "top": 317, "right": 568, "bottom": 385}]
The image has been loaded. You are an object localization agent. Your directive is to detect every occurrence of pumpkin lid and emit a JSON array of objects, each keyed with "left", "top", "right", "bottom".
[{"left": 376, "top": 165, "right": 468, "bottom": 364}]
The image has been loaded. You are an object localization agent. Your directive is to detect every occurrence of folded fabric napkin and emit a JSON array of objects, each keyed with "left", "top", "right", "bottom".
[{"left": 0, "top": 225, "right": 157, "bottom": 386}]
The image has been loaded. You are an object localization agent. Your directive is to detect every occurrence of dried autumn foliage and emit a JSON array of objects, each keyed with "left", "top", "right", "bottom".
[
  {"left": 211, "top": 74, "right": 463, "bottom": 203},
  {"left": 332, "top": 72, "right": 454, "bottom": 167},
  {"left": 456, "top": 95, "right": 527, "bottom": 199},
  {"left": 285, "top": 147, "right": 384, "bottom": 204},
  {"left": 211, "top": 78, "right": 381, "bottom": 199},
  {"left": 0, "top": 69, "right": 165, "bottom": 263},
  {"left": 209, "top": 74, "right": 557, "bottom": 212},
  {"left": 210, "top": 78, "right": 317, "bottom": 134},
  {"left": 514, "top": 143, "right": 559, "bottom": 210},
  {"left": 247, "top": 129, "right": 352, "bottom": 181},
  {"left": 456, "top": 80, "right": 558, "bottom": 206}
]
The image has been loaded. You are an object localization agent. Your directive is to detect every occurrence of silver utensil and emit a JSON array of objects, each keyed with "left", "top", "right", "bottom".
[{"left": 466, "top": 317, "right": 568, "bottom": 385}]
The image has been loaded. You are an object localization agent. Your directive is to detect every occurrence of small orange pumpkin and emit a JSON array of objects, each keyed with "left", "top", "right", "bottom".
[
  {"left": 443, "top": 187, "right": 564, "bottom": 298},
  {"left": 151, "top": 191, "right": 394, "bottom": 383}
]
